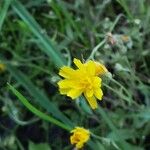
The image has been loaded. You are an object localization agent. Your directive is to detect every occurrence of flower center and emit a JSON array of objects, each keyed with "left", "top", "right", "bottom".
[{"left": 81, "top": 77, "right": 93, "bottom": 90}]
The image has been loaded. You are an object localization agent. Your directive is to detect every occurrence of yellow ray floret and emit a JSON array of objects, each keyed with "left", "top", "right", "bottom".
[
  {"left": 70, "top": 127, "right": 90, "bottom": 149},
  {"left": 58, "top": 58, "right": 107, "bottom": 109}
]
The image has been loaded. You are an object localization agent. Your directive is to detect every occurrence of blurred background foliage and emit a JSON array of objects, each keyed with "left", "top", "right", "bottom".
[{"left": 0, "top": 0, "right": 150, "bottom": 150}]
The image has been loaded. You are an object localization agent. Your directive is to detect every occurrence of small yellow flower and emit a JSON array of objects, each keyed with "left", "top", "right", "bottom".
[
  {"left": 121, "top": 35, "right": 130, "bottom": 42},
  {"left": 95, "top": 62, "right": 108, "bottom": 76},
  {"left": 58, "top": 58, "right": 108, "bottom": 109},
  {"left": 0, "top": 63, "right": 6, "bottom": 72},
  {"left": 70, "top": 127, "right": 90, "bottom": 149}
]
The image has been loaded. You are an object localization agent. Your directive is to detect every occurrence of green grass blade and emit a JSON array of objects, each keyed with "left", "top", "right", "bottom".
[
  {"left": 0, "top": 0, "right": 11, "bottom": 31},
  {"left": 116, "top": 0, "right": 133, "bottom": 20},
  {"left": 6, "top": 97, "right": 39, "bottom": 126},
  {"left": 4, "top": 61, "right": 73, "bottom": 127},
  {"left": 88, "top": 141, "right": 105, "bottom": 150},
  {"left": 53, "top": 0, "right": 84, "bottom": 41},
  {"left": 8, "top": 83, "right": 72, "bottom": 131},
  {"left": 11, "top": 0, "right": 66, "bottom": 67}
]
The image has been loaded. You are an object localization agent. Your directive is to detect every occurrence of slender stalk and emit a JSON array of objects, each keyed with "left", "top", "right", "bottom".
[{"left": 87, "top": 39, "right": 106, "bottom": 60}]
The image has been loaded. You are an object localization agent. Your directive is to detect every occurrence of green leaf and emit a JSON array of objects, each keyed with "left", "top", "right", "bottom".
[
  {"left": 5, "top": 63, "right": 73, "bottom": 127},
  {"left": 29, "top": 142, "right": 51, "bottom": 150},
  {"left": 0, "top": 0, "right": 12, "bottom": 31},
  {"left": 79, "top": 96, "right": 93, "bottom": 115},
  {"left": 96, "top": 107, "right": 133, "bottom": 150},
  {"left": 11, "top": 0, "right": 66, "bottom": 68},
  {"left": 6, "top": 98, "right": 39, "bottom": 126},
  {"left": 107, "top": 129, "right": 137, "bottom": 141},
  {"left": 116, "top": 0, "right": 133, "bottom": 20},
  {"left": 88, "top": 140, "right": 107, "bottom": 150},
  {"left": 8, "top": 83, "right": 72, "bottom": 131},
  {"left": 137, "top": 108, "right": 150, "bottom": 120}
]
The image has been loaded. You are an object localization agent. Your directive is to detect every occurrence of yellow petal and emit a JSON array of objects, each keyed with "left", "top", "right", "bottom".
[
  {"left": 73, "top": 58, "right": 84, "bottom": 69},
  {"left": 59, "top": 66, "right": 75, "bottom": 78},
  {"left": 58, "top": 79, "right": 79, "bottom": 89},
  {"left": 85, "top": 89, "right": 94, "bottom": 98},
  {"left": 93, "top": 77, "right": 102, "bottom": 88},
  {"left": 70, "top": 135, "right": 76, "bottom": 144},
  {"left": 85, "top": 61, "right": 95, "bottom": 76},
  {"left": 67, "top": 89, "right": 82, "bottom": 99},
  {"left": 95, "top": 62, "right": 108, "bottom": 76},
  {"left": 76, "top": 142, "right": 84, "bottom": 149},
  {"left": 70, "top": 127, "right": 90, "bottom": 149},
  {"left": 58, "top": 80, "right": 70, "bottom": 89},
  {"left": 59, "top": 88, "right": 70, "bottom": 94},
  {"left": 84, "top": 94, "right": 98, "bottom": 109},
  {"left": 94, "top": 88, "right": 103, "bottom": 100}
]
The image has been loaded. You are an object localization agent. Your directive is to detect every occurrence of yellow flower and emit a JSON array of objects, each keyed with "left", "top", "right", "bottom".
[
  {"left": 95, "top": 62, "right": 108, "bottom": 76},
  {"left": 0, "top": 63, "right": 6, "bottom": 72},
  {"left": 70, "top": 127, "right": 90, "bottom": 149},
  {"left": 121, "top": 35, "right": 130, "bottom": 42},
  {"left": 58, "top": 58, "right": 107, "bottom": 109}
]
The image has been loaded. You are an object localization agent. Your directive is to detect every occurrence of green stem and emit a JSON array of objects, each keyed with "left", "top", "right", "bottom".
[
  {"left": 103, "top": 83, "right": 130, "bottom": 103},
  {"left": 110, "top": 14, "right": 124, "bottom": 32},
  {"left": 87, "top": 39, "right": 106, "bottom": 60}
]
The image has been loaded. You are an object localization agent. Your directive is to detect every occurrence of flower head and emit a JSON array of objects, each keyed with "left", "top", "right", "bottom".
[
  {"left": 58, "top": 58, "right": 107, "bottom": 109},
  {"left": 70, "top": 127, "right": 90, "bottom": 149},
  {"left": 0, "top": 63, "right": 5, "bottom": 72},
  {"left": 121, "top": 35, "right": 130, "bottom": 42}
]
